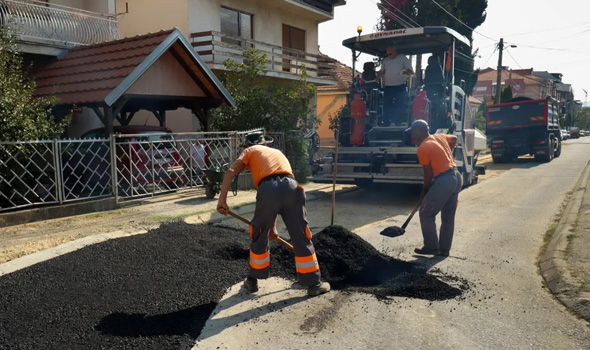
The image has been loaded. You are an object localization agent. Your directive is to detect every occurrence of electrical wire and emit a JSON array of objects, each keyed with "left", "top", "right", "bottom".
[
  {"left": 429, "top": 0, "right": 496, "bottom": 42},
  {"left": 379, "top": 0, "right": 420, "bottom": 27},
  {"left": 504, "top": 48, "right": 522, "bottom": 69}
]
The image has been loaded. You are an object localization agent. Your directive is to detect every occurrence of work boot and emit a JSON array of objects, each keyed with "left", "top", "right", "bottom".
[
  {"left": 438, "top": 250, "right": 450, "bottom": 257},
  {"left": 242, "top": 277, "right": 258, "bottom": 293},
  {"left": 414, "top": 247, "right": 439, "bottom": 255},
  {"left": 307, "top": 282, "right": 331, "bottom": 297}
]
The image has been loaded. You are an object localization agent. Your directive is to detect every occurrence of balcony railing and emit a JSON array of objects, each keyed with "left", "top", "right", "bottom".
[
  {"left": 191, "top": 30, "right": 337, "bottom": 84},
  {"left": 0, "top": 0, "right": 119, "bottom": 48}
]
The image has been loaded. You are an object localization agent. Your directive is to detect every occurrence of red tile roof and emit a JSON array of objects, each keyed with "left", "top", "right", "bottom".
[
  {"left": 34, "top": 30, "right": 175, "bottom": 106},
  {"left": 33, "top": 29, "right": 235, "bottom": 107},
  {"left": 318, "top": 54, "right": 356, "bottom": 92}
]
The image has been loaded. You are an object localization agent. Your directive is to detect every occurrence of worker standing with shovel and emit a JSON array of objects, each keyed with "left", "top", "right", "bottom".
[
  {"left": 216, "top": 131, "right": 330, "bottom": 296},
  {"left": 409, "top": 120, "right": 462, "bottom": 256}
]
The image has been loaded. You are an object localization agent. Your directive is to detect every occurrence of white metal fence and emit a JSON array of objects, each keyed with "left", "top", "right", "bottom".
[{"left": 0, "top": 128, "right": 284, "bottom": 212}]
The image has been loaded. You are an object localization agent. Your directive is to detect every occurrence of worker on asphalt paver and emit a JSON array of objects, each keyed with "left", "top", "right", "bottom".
[
  {"left": 408, "top": 119, "right": 462, "bottom": 256},
  {"left": 216, "top": 131, "right": 331, "bottom": 296}
]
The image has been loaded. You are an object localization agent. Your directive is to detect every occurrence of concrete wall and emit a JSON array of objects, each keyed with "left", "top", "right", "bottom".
[
  {"left": 188, "top": 0, "right": 320, "bottom": 55},
  {"left": 116, "top": 0, "right": 189, "bottom": 38},
  {"left": 49, "top": 0, "right": 111, "bottom": 14}
]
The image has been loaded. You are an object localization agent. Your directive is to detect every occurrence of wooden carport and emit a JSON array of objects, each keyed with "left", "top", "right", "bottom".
[{"left": 34, "top": 28, "right": 235, "bottom": 133}]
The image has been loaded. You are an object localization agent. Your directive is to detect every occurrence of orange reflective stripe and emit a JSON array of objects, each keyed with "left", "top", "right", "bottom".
[
  {"left": 249, "top": 225, "right": 253, "bottom": 239},
  {"left": 295, "top": 253, "right": 317, "bottom": 263},
  {"left": 250, "top": 260, "right": 270, "bottom": 269},
  {"left": 249, "top": 250, "right": 270, "bottom": 269},
  {"left": 296, "top": 265, "right": 320, "bottom": 274},
  {"left": 297, "top": 185, "right": 304, "bottom": 189},
  {"left": 305, "top": 226, "right": 312, "bottom": 240},
  {"left": 250, "top": 251, "right": 270, "bottom": 260}
]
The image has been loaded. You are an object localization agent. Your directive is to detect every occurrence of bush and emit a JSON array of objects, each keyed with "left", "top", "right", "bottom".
[{"left": 211, "top": 49, "right": 318, "bottom": 182}]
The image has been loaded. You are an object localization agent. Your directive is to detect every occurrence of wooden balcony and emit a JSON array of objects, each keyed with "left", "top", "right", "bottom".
[
  {"left": 0, "top": 0, "right": 119, "bottom": 52},
  {"left": 191, "top": 30, "right": 337, "bottom": 85}
]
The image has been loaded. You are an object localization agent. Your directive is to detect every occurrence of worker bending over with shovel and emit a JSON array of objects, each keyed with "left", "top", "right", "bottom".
[
  {"left": 216, "top": 132, "right": 330, "bottom": 296},
  {"left": 409, "top": 120, "right": 462, "bottom": 256}
]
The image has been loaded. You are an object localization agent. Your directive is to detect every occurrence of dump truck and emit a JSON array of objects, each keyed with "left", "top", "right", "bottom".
[
  {"left": 310, "top": 27, "right": 486, "bottom": 187},
  {"left": 486, "top": 96, "right": 562, "bottom": 163}
]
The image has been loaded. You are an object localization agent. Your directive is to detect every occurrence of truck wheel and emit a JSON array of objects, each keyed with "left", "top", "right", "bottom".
[
  {"left": 492, "top": 154, "right": 504, "bottom": 164},
  {"left": 554, "top": 139, "right": 562, "bottom": 158}
]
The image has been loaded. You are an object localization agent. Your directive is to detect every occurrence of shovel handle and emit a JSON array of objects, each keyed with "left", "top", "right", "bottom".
[
  {"left": 401, "top": 197, "right": 423, "bottom": 230},
  {"left": 228, "top": 211, "right": 294, "bottom": 251}
]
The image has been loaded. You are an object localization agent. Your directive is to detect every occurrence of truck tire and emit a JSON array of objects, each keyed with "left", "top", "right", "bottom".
[
  {"left": 492, "top": 153, "right": 505, "bottom": 164},
  {"left": 554, "top": 139, "right": 562, "bottom": 158}
]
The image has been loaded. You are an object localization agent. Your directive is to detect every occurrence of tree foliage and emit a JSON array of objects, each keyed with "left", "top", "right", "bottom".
[
  {"left": 211, "top": 48, "right": 318, "bottom": 182},
  {"left": 0, "top": 26, "right": 68, "bottom": 141},
  {"left": 377, "top": 0, "right": 488, "bottom": 94},
  {"left": 500, "top": 85, "right": 513, "bottom": 103}
]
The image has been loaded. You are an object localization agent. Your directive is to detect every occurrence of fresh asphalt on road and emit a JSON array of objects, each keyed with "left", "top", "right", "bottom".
[
  {"left": 1, "top": 139, "right": 590, "bottom": 349},
  {"left": 194, "top": 138, "right": 590, "bottom": 349}
]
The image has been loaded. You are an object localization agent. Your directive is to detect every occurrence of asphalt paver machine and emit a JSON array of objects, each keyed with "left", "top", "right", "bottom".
[{"left": 311, "top": 27, "right": 486, "bottom": 187}]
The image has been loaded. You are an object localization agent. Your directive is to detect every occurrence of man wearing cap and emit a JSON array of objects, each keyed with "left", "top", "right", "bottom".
[
  {"left": 377, "top": 46, "right": 414, "bottom": 126},
  {"left": 216, "top": 132, "right": 331, "bottom": 296},
  {"left": 408, "top": 120, "right": 462, "bottom": 256}
]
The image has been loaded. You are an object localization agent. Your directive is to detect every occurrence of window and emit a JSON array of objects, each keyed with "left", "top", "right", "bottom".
[
  {"left": 282, "top": 25, "right": 306, "bottom": 72},
  {"left": 220, "top": 7, "right": 253, "bottom": 46}
]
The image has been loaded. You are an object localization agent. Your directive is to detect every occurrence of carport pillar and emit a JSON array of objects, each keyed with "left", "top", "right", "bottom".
[
  {"left": 104, "top": 106, "right": 114, "bottom": 136},
  {"left": 151, "top": 109, "right": 166, "bottom": 127}
]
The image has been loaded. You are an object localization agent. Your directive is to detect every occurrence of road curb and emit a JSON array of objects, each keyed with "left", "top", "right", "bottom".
[{"left": 540, "top": 159, "right": 590, "bottom": 322}]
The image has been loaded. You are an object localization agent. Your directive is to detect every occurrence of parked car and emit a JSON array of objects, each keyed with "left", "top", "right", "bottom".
[
  {"left": 81, "top": 126, "right": 185, "bottom": 191},
  {"left": 561, "top": 129, "right": 570, "bottom": 140},
  {"left": 581, "top": 130, "right": 588, "bottom": 137}
]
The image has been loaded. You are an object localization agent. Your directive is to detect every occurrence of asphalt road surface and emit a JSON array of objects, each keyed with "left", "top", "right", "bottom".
[{"left": 194, "top": 138, "right": 590, "bottom": 349}]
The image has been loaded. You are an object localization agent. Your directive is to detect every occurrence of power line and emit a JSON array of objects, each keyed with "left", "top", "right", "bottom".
[
  {"left": 370, "top": 0, "right": 415, "bottom": 28},
  {"left": 379, "top": 0, "right": 420, "bottom": 27},
  {"left": 429, "top": 0, "right": 496, "bottom": 42},
  {"left": 504, "top": 48, "right": 522, "bottom": 69},
  {"left": 479, "top": 46, "right": 498, "bottom": 68},
  {"left": 506, "top": 20, "right": 590, "bottom": 37}
]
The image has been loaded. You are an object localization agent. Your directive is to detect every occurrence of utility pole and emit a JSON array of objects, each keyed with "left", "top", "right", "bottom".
[{"left": 494, "top": 38, "right": 504, "bottom": 104}]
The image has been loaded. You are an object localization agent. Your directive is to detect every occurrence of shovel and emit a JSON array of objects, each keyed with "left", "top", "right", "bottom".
[
  {"left": 380, "top": 197, "right": 423, "bottom": 238},
  {"left": 227, "top": 210, "right": 294, "bottom": 251}
]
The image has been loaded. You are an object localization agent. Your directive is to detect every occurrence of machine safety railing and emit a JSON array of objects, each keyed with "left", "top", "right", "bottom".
[
  {"left": 0, "top": 129, "right": 284, "bottom": 212},
  {"left": 0, "top": 0, "right": 120, "bottom": 48}
]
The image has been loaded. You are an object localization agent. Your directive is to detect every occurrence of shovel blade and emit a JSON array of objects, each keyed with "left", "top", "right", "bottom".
[{"left": 380, "top": 226, "right": 405, "bottom": 238}]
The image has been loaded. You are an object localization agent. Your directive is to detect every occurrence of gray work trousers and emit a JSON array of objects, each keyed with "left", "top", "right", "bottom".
[
  {"left": 248, "top": 175, "right": 321, "bottom": 286},
  {"left": 419, "top": 169, "right": 462, "bottom": 251}
]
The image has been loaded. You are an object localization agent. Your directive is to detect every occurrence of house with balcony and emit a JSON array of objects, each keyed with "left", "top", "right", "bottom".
[
  {"left": 117, "top": 0, "right": 343, "bottom": 86},
  {"left": 1, "top": 0, "right": 118, "bottom": 58},
  {"left": 2, "top": 0, "right": 344, "bottom": 135}
]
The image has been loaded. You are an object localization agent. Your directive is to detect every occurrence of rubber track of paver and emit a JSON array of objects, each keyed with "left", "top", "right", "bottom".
[{"left": 0, "top": 222, "right": 463, "bottom": 349}]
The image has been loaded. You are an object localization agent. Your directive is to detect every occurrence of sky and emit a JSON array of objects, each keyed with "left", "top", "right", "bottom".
[{"left": 319, "top": 0, "right": 590, "bottom": 104}]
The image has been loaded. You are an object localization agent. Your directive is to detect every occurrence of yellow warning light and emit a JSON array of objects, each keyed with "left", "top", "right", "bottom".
[{"left": 357, "top": 26, "right": 363, "bottom": 34}]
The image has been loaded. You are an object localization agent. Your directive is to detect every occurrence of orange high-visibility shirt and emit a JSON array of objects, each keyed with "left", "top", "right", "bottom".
[
  {"left": 238, "top": 145, "right": 293, "bottom": 187},
  {"left": 417, "top": 134, "right": 456, "bottom": 177}
]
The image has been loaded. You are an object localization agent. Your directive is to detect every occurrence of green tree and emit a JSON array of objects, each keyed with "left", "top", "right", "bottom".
[
  {"left": 0, "top": 26, "right": 68, "bottom": 141},
  {"left": 377, "top": 0, "right": 488, "bottom": 94},
  {"left": 211, "top": 48, "right": 318, "bottom": 182},
  {"left": 500, "top": 85, "right": 513, "bottom": 103},
  {"left": 474, "top": 98, "right": 487, "bottom": 131}
]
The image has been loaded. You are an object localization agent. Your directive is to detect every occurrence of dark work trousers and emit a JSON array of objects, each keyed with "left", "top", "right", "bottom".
[
  {"left": 248, "top": 175, "right": 321, "bottom": 286},
  {"left": 419, "top": 169, "right": 463, "bottom": 251},
  {"left": 383, "top": 84, "right": 408, "bottom": 125}
]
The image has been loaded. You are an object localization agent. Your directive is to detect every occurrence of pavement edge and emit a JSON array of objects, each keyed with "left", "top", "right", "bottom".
[{"left": 539, "top": 159, "right": 590, "bottom": 322}]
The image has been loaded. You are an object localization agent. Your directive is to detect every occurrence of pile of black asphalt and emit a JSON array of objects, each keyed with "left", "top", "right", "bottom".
[{"left": 0, "top": 222, "right": 464, "bottom": 350}]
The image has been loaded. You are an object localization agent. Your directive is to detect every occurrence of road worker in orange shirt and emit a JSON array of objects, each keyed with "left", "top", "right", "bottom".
[
  {"left": 408, "top": 119, "right": 462, "bottom": 257},
  {"left": 216, "top": 131, "right": 330, "bottom": 296}
]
